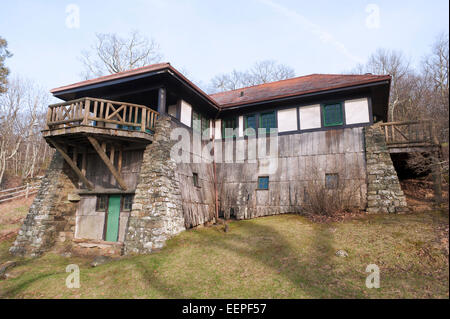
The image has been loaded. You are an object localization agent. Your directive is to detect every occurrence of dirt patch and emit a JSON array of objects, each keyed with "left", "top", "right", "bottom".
[
  {"left": 304, "top": 210, "right": 366, "bottom": 223},
  {"left": 0, "top": 196, "right": 34, "bottom": 242}
]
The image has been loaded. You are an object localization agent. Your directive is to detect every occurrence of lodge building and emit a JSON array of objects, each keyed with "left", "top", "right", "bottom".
[{"left": 11, "top": 63, "right": 437, "bottom": 257}]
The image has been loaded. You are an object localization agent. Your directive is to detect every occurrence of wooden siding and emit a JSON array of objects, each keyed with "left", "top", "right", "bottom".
[{"left": 215, "top": 127, "right": 367, "bottom": 219}]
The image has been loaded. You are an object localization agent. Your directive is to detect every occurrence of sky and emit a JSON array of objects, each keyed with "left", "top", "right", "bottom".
[{"left": 0, "top": 0, "right": 448, "bottom": 95}]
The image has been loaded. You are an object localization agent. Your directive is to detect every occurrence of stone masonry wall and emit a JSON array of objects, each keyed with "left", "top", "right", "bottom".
[
  {"left": 365, "top": 124, "right": 409, "bottom": 213},
  {"left": 9, "top": 152, "right": 78, "bottom": 257},
  {"left": 123, "top": 115, "right": 186, "bottom": 255}
]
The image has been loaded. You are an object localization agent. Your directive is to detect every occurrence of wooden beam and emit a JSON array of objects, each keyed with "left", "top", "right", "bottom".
[
  {"left": 48, "top": 139, "right": 94, "bottom": 190},
  {"left": 88, "top": 136, "right": 128, "bottom": 190}
]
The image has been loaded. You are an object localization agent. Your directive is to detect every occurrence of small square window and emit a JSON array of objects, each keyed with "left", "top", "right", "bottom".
[
  {"left": 193, "top": 173, "right": 199, "bottom": 187},
  {"left": 258, "top": 176, "right": 269, "bottom": 190},
  {"left": 96, "top": 195, "right": 108, "bottom": 212},
  {"left": 122, "top": 195, "right": 133, "bottom": 211},
  {"left": 325, "top": 173, "right": 339, "bottom": 189}
]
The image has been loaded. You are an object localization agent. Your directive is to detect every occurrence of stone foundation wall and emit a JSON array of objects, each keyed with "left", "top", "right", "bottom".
[
  {"left": 9, "top": 152, "right": 78, "bottom": 257},
  {"left": 364, "top": 124, "right": 408, "bottom": 213},
  {"left": 123, "top": 115, "right": 186, "bottom": 255}
]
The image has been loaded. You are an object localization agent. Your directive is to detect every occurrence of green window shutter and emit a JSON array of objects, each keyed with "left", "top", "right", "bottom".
[
  {"left": 244, "top": 114, "right": 257, "bottom": 136},
  {"left": 222, "top": 117, "right": 236, "bottom": 138},
  {"left": 201, "top": 116, "right": 210, "bottom": 136},
  {"left": 259, "top": 111, "right": 277, "bottom": 133},
  {"left": 192, "top": 110, "right": 201, "bottom": 132},
  {"left": 322, "top": 103, "right": 343, "bottom": 127}
]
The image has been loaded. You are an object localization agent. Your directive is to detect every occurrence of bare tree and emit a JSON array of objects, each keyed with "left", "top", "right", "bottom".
[
  {"left": 209, "top": 60, "right": 295, "bottom": 93},
  {"left": 352, "top": 49, "right": 412, "bottom": 121},
  {"left": 422, "top": 32, "right": 449, "bottom": 143},
  {"left": 80, "top": 30, "right": 163, "bottom": 79},
  {"left": 0, "top": 77, "right": 50, "bottom": 187}
]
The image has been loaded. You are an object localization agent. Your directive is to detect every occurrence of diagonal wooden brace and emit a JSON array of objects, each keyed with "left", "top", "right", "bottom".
[
  {"left": 87, "top": 136, "right": 128, "bottom": 190},
  {"left": 48, "top": 139, "right": 94, "bottom": 190}
]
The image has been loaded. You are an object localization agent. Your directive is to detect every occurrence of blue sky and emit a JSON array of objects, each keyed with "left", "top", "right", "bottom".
[{"left": 0, "top": 0, "right": 448, "bottom": 94}]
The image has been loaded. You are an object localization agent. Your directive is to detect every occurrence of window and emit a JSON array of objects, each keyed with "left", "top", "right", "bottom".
[
  {"left": 244, "top": 114, "right": 257, "bottom": 136},
  {"left": 193, "top": 173, "right": 199, "bottom": 187},
  {"left": 322, "top": 103, "right": 343, "bottom": 127},
  {"left": 259, "top": 111, "right": 277, "bottom": 133},
  {"left": 258, "top": 176, "right": 269, "bottom": 190},
  {"left": 193, "top": 110, "right": 210, "bottom": 136},
  {"left": 222, "top": 117, "right": 237, "bottom": 138},
  {"left": 325, "top": 173, "right": 339, "bottom": 189},
  {"left": 122, "top": 195, "right": 133, "bottom": 211},
  {"left": 96, "top": 195, "right": 108, "bottom": 212},
  {"left": 201, "top": 115, "right": 210, "bottom": 136},
  {"left": 192, "top": 110, "right": 202, "bottom": 133}
]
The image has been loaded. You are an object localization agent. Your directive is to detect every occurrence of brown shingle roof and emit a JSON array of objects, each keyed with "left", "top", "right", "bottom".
[
  {"left": 210, "top": 73, "right": 391, "bottom": 108},
  {"left": 50, "top": 63, "right": 171, "bottom": 93},
  {"left": 51, "top": 63, "right": 390, "bottom": 110}
]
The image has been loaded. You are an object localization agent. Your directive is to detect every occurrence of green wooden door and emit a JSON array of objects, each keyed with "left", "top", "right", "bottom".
[{"left": 105, "top": 195, "right": 121, "bottom": 242}]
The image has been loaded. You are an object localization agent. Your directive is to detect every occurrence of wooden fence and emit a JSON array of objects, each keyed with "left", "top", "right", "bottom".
[
  {"left": 0, "top": 182, "right": 40, "bottom": 204},
  {"left": 46, "top": 97, "right": 159, "bottom": 132},
  {"left": 380, "top": 120, "right": 439, "bottom": 146}
]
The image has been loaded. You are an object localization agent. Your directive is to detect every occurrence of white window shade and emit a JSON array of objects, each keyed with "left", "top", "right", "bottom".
[
  {"left": 299, "top": 105, "right": 321, "bottom": 130},
  {"left": 277, "top": 108, "right": 298, "bottom": 132},
  {"left": 180, "top": 100, "right": 192, "bottom": 127},
  {"left": 344, "top": 98, "right": 370, "bottom": 125}
]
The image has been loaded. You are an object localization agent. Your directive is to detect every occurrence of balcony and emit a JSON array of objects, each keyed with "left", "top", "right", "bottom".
[
  {"left": 380, "top": 120, "right": 440, "bottom": 153},
  {"left": 42, "top": 97, "right": 159, "bottom": 143}
]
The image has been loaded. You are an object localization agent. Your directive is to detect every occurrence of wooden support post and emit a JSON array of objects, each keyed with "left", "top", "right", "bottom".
[
  {"left": 45, "top": 108, "right": 52, "bottom": 130},
  {"left": 83, "top": 99, "right": 91, "bottom": 125},
  {"left": 141, "top": 108, "right": 147, "bottom": 132},
  {"left": 48, "top": 139, "right": 94, "bottom": 190},
  {"left": 81, "top": 149, "right": 87, "bottom": 176},
  {"left": 157, "top": 87, "right": 166, "bottom": 114},
  {"left": 87, "top": 136, "right": 128, "bottom": 190}
]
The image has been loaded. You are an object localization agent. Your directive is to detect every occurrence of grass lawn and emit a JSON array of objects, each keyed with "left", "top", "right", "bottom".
[{"left": 0, "top": 209, "right": 448, "bottom": 298}]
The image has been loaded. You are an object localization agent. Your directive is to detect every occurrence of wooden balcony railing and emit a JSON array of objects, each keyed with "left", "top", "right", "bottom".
[
  {"left": 45, "top": 97, "right": 159, "bottom": 133},
  {"left": 380, "top": 120, "right": 439, "bottom": 147}
]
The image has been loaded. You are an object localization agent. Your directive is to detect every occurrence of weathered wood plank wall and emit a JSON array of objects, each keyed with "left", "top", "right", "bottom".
[
  {"left": 171, "top": 121, "right": 216, "bottom": 228},
  {"left": 215, "top": 127, "right": 367, "bottom": 220}
]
